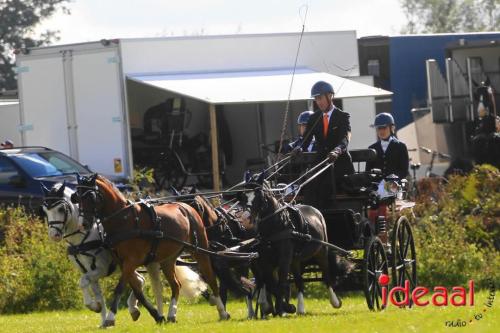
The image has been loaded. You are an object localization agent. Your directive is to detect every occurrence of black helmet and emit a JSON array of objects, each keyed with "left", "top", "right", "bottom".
[
  {"left": 297, "top": 111, "right": 314, "bottom": 125},
  {"left": 311, "top": 81, "right": 334, "bottom": 97}
]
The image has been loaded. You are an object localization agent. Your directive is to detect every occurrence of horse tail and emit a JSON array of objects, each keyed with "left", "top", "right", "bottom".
[{"left": 176, "top": 265, "right": 208, "bottom": 300}]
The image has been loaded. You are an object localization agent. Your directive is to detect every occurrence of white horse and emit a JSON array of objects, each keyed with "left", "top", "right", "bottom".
[{"left": 42, "top": 183, "right": 167, "bottom": 326}]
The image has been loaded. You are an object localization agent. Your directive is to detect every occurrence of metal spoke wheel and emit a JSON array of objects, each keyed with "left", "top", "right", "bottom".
[
  {"left": 391, "top": 216, "right": 417, "bottom": 307},
  {"left": 153, "top": 150, "right": 187, "bottom": 191},
  {"left": 363, "top": 236, "right": 389, "bottom": 311}
]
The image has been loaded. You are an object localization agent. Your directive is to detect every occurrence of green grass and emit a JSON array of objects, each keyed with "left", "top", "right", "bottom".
[{"left": 0, "top": 291, "right": 498, "bottom": 333}]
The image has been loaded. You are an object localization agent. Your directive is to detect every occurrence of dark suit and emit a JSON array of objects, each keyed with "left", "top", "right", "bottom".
[
  {"left": 365, "top": 137, "right": 409, "bottom": 179},
  {"left": 300, "top": 107, "right": 354, "bottom": 208}
]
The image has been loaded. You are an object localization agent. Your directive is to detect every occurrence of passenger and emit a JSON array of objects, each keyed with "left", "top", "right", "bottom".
[
  {"left": 283, "top": 110, "right": 315, "bottom": 153},
  {"left": 365, "top": 113, "right": 409, "bottom": 180},
  {"left": 295, "top": 81, "right": 354, "bottom": 208}
]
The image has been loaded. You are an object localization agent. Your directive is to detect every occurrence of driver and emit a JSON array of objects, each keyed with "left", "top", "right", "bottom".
[
  {"left": 365, "top": 113, "right": 409, "bottom": 180},
  {"left": 296, "top": 81, "right": 354, "bottom": 208}
]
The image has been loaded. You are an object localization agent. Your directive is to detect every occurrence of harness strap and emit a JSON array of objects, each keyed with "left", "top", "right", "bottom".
[{"left": 139, "top": 201, "right": 162, "bottom": 266}]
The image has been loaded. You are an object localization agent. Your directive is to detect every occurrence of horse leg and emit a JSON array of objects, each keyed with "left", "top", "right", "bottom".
[
  {"left": 79, "top": 274, "right": 100, "bottom": 313},
  {"left": 317, "top": 249, "right": 342, "bottom": 309},
  {"left": 104, "top": 277, "right": 126, "bottom": 327},
  {"left": 291, "top": 261, "right": 305, "bottom": 315},
  {"left": 89, "top": 280, "right": 108, "bottom": 327},
  {"left": 160, "top": 259, "right": 180, "bottom": 323},
  {"left": 276, "top": 242, "right": 294, "bottom": 316},
  {"left": 193, "top": 252, "right": 230, "bottom": 320},
  {"left": 126, "top": 271, "right": 144, "bottom": 321},
  {"left": 124, "top": 262, "right": 165, "bottom": 324},
  {"left": 146, "top": 262, "right": 164, "bottom": 317}
]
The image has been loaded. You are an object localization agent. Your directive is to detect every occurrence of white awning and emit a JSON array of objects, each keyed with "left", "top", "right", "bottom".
[{"left": 127, "top": 68, "right": 392, "bottom": 104}]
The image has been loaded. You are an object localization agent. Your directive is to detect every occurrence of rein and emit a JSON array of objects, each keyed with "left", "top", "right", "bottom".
[{"left": 77, "top": 182, "right": 258, "bottom": 262}]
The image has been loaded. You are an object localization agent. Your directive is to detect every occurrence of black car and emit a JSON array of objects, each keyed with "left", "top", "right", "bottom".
[{"left": 0, "top": 146, "right": 92, "bottom": 212}]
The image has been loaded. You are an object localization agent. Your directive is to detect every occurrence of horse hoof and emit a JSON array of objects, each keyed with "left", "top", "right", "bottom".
[
  {"left": 103, "top": 320, "right": 115, "bottom": 327},
  {"left": 156, "top": 316, "right": 166, "bottom": 324},
  {"left": 130, "top": 309, "right": 141, "bottom": 321},
  {"left": 330, "top": 296, "right": 342, "bottom": 309},
  {"left": 219, "top": 312, "right": 230, "bottom": 321},
  {"left": 284, "top": 303, "right": 296, "bottom": 314},
  {"left": 167, "top": 316, "right": 176, "bottom": 323}
]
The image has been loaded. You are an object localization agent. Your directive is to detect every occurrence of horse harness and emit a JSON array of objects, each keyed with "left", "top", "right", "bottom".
[
  {"left": 44, "top": 196, "right": 112, "bottom": 275},
  {"left": 257, "top": 202, "right": 312, "bottom": 245},
  {"left": 76, "top": 183, "right": 258, "bottom": 263}
]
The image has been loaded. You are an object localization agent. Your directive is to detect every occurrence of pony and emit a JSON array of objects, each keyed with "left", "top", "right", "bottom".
[
  {"left": 41, "top": 182, "right": 164, "bottom": 327},
  {"left": 73, "top": 174, "right": 229, "bottom": 325},
  {"left": 241, "top": 177, "right": 342, "bottom": 316},
  {"left": 191, "top": 195, "right": 259, "bottom": 318}
]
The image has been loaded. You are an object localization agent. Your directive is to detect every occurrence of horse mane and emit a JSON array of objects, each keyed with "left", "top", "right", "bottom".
[
  {"left": 193, "top": 195, "right": 218, "bottom": 226},
  {"left": 96, "top": 174, "right": 127, "bottom": 203}
]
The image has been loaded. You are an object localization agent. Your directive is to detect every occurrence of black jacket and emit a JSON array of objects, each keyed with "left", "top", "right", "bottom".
[
  {"left": 301, "top": 108, "right": 354, "bottom": 180},
  {"left": 366, "top": 137, "right": 409, "bottom": 179}
]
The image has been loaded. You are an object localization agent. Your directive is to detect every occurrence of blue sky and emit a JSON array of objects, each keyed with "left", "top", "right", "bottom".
[{"left": 39, "top": 0, "right": 408, "bottom": 44}]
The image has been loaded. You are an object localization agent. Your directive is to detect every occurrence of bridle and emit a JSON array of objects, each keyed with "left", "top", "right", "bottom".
[
  {"left": 43, "top": 196, "right": 80, "bottom": 239},
  {"left": 74, "top": 184, "right": 105, "bottom": 229}
]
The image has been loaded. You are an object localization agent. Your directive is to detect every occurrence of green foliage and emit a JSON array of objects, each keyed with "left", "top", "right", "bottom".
[
  {"left": 400, "top": 0, "right": 500, "bottom": 34},
  {"left": 412, "top": 165, "right": 500, "bottom": 288},
  {"left": 0, "top": 207, "right": 82, "bottom": 313},
  {"left": 0, "top": 0, "right": 70, "bottom": 90}
]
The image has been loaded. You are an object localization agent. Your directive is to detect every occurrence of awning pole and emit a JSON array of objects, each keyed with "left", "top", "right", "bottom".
[{"left": 209, "top": 104, "right": 220, "bottom": 191}]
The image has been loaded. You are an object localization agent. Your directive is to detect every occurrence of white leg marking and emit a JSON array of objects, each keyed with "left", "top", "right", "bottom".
[
  {"left": 167, "top": 297, "right": 177, "bottom": 322},
  {"left": 246, "top": 296, "right": 255, "bottom": 319},
  {"left": 328, "top": 287, "right": 341, "bottom": 308},
  {"left": 297, "top": 292, "right": 305, "bottom": 315},
  {"left": 257, "top": 287, "right": 269, "bottom": 312},
  {"left": 213, "top": 296, "right": 230, "bottom": 320}
]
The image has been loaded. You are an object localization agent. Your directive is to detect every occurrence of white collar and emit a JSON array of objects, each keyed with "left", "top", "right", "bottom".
[{"left": 322, "top": 105, "right": 334, "bottom": 120}]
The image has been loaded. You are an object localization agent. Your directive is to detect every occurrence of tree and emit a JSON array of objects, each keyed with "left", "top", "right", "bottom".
[
  {"left": 0, "top": 0, "right": 70, "bottom": 91},
  {"left": 400, "top": 0, "right": 500, "bottom": 34}
]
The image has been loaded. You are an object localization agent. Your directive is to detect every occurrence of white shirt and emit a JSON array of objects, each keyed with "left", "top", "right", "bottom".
[
  {"left": 380, "top": 136, "right": 393, "bottom": 153},
  {"left": 322, "top": 105, "right": 334, "bottom": 123}
]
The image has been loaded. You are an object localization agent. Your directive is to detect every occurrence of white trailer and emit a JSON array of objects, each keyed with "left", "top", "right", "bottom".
[
  {"left": 16, "top": 31, "right": 391, "bottom": 186},
  {"left": 0, "top": 99, "right": 22, "bottom": 145}
]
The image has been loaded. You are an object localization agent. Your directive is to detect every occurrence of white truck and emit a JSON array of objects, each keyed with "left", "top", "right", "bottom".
[{"left": 16, "top": 42, "right": 129, "bottom": 180}]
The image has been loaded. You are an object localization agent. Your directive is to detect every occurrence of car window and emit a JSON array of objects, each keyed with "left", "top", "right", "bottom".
[
  {"left": 0, "top": 158, "right": 20, "bottom": 185},
  {"left": 10, "top": 152, "right": 89, "bottom": 178}
]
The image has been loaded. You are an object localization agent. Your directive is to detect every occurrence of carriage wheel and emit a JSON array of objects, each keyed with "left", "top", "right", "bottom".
[
  {"left": 363, "top": 236, "right": 389, "bottom": 311},
  {"left": 390, "top": 216, "right": 417, "bottom": 307},
  {"left": 153, "top": 151, "right": 187, "bottom": 191}
]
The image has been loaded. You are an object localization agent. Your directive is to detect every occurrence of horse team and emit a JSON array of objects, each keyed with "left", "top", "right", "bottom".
[{"left": 42, "top": 173, "right": 342, "bottom": 327}]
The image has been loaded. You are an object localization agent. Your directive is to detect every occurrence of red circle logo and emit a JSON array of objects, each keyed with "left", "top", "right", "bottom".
[{"left": 378, "top": 274, "right": 390, "bottom": 285}]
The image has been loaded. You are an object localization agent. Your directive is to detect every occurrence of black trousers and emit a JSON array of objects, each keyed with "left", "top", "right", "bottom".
[{"left": 303, "top": 163, "right": 337, "bottom": 209}]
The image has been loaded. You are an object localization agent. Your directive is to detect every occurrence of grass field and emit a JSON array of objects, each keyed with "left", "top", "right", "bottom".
[{"left": 0, "top": 291, "right": 497, "bottom": 333}]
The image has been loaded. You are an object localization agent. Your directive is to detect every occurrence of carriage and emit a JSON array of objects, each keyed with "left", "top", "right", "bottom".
[
  {"left": 244, "top": 148, "right": 418, "bottom": 311},
  {"left": 43, "top": 147, "right": 418, "bottom": 326}
]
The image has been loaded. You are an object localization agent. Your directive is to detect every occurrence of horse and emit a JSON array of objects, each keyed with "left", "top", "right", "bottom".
[
  {"left": 191, "top": 195, "right": 260, "bottom": 318},
  {"left": 72, "top": 174, "right": 229, "bottom": 325},
  {"left": 41, "top": 182, "right": 164, "bottom": 327},
  {"left": 241, "top": 177, "right": 342, "bottom": 316}
]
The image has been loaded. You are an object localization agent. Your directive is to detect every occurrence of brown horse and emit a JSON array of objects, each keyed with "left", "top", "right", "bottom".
[{"left": 73, "top": 174, "right": 229, "bottom": 326}]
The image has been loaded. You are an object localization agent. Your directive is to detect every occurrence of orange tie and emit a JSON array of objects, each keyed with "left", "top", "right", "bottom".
[{"left": 323, "top": 113, "right": 329, "bottom": 138}]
